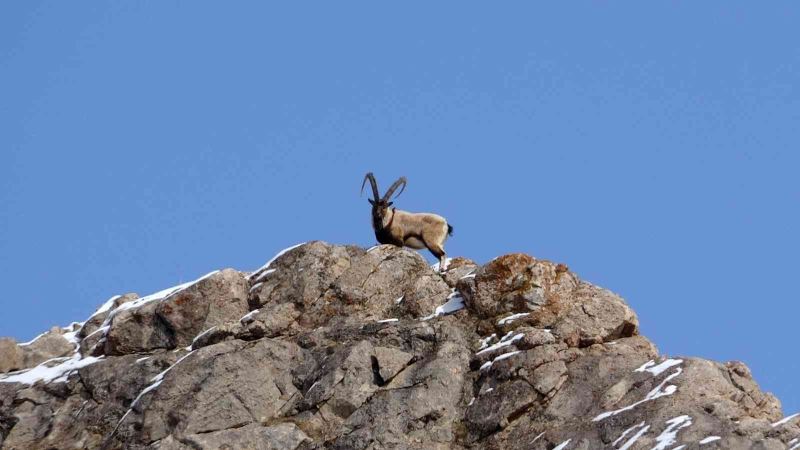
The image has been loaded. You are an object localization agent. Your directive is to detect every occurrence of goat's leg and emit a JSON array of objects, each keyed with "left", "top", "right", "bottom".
[{"left": 427, "top": 243, "right": 448, "bottom": 272}]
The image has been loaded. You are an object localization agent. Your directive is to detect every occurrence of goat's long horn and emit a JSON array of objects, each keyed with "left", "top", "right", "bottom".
[
  {"left": 382, "top": 176, "right": 407, "bottom": 202},
  {"left": 361, "top": 172, "right": 380, "bottom": 201}
]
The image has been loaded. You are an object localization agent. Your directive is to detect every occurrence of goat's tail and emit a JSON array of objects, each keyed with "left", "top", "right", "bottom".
[{"left": 447, "top": 224, "right": 454, "bottom": 236}]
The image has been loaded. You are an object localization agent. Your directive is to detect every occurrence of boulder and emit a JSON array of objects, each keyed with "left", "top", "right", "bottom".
[
  {"left": 104, "top": 269, "right": 249, "bottom": 355},
  {"left": 0, "top": 339, "right": 23, "bottom": 373}
]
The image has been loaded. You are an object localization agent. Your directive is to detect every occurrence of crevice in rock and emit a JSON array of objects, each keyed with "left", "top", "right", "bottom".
[{"left": 370, "top": 356, "right": 386, "bottom": 387}]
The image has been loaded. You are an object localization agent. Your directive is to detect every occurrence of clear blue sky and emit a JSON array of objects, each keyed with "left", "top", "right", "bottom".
[{"left": 2, "top": 3, "right": 798, "bottom": 413}]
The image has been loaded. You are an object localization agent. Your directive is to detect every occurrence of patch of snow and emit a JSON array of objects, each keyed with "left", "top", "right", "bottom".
[
  {"left": 136, "top": 356, "right": 151, "bottom": 364},
  {"left": 190, "top": 327, "right": 217, "bottom": 350},
  {"left": 249, "top": 282, "right": 264, "bottom": 293},
  {"left": 553, "top": 439, "right": 571, "bottom": 450},
  {"left": 460, "top": 273, "right": 476, "bottom": 279},
  {"left": 248, "top": 242, "right": 306, "bottom": 280},
  {"left": 651, "top": 415, "right": 692, "bottom": 450},
  {"left": 240, "top": 309, "right": 261, "bottom": 324},
  {"left": 530, "top": 432, "right": 545, "bottom": 444},
  {"left": 617, "top": 423, "right": 650, "bottom": 450},
  {"left": 476, "top": 332, "right": 523, "bottom": 356},
  {"left": 89, "top": 294, "right": 122, "bottom": 319},
  {"left": 420, "top": 291, "right": 465, "bottom": 321},
  {"left": 395, "top": 296, "right": 404, "bottom": 304},
  {"left": 790, "top": 440, "right": 800, "bottom": 450},
  {"left": 377, "top": 318, "right": 399, "bottom": 323},
  {"left": 0, "top": 353, "right": 103, "bottom": 385},
  {"left": 468, "top": 397, "right": 475, "bottom": 406},
  {"left": 61, "top": 322, "right": 84, "bottom": 346},
  {"left": 84, "top": 326, "right": 110, "bottom": 340},
  {"left": 497, "top": 313, "right": 529, "bottom": 325},
  {"left": 480, "top": 350, "right": 522, "bottom": 370},
  {"left": 478, "top": 334, "right": 497, "bottom": 350},
  {"left": 772, "top": 412, "right": 799, "bottom": 427},
  {"left": 790, "top": 438, "right": 798, "bottom": 445},
  {"left": 17, "top": 331, "right": 47, "bottom": 347},
  {"left": 494, "top": 351, "right": 521, "bottom": 362},
  {"left": 699, "top": 436, "right": 721, "bottom": 445},
  {"left": 635, "top": 358, "right": 683, "bottom": 376},
  {"left": 593, "top": 368, "right": 683, "bottom": 421},
  {"left": 254, "top": 268, "right": 276, "bottom": 283},
  {"left": 484, "top": 388, "right": 494, "bottom": 394},
  {"left": 613, "top": 421, "right": 646, "bottom": 447},
  {"left": 367, "top": 245, "right": 381, "bottom": 252}
]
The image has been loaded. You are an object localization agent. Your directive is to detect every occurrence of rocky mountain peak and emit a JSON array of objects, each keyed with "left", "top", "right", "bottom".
[{"left": 0, "top": 241, "right": 796, "bottom": 449}]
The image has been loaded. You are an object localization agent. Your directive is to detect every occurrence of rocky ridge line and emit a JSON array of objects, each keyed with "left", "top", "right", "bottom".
[{"left": 0, "top": 241, "right": 797, "bottom": 449}]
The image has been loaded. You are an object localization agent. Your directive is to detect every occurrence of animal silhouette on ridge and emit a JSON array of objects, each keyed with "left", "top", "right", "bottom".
[{"left": 361, "top": 172, "right": 453, "bottom": 272}]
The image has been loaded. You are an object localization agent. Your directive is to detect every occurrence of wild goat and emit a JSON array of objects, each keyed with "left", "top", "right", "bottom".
[{"left": 361, "top": 172, "right": 453, "bottom": 271}]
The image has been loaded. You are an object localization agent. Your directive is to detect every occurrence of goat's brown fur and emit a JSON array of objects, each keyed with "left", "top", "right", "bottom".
[{"left": 361, "top": 173, "right": 453, "bottom": 271}]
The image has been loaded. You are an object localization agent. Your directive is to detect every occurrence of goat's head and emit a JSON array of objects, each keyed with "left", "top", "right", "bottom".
[{"left": 361, "top": 172, "right": 407, "bottom": 222}]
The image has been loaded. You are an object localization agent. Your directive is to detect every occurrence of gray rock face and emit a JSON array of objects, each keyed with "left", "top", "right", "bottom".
[{"left": 0, "top": 241, "right": 797, "bottom": 450}]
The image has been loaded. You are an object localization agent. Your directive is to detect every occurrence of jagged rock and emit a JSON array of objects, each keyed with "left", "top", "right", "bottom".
[
  {"left": 373, "top": 346, "right": 414, "bottom": 383},
  {"left": 460, "top": 254, "right": 638, "bottom": 348},
  {"left": 103, "top": 269, "right": 249, "bottom": 355},
  {"left": 169, "top": 423, "right": 311, "bottom": 450},
  {"left": 104, "top": 300, "right": 173, "bottom": 355},
  {"left": 155, "top": 269, "right": 249, "bottom": 347},
  {"left": 439, "top": 257, "right": 479, "bottom": 288},
  {"left": 249, "top": 241, "right": 452, "bottom": 325},
  {"left": 0, "top": 339, "right": 23, "bottom": 373},
  {"left": 0, "top": 242, "right": 795, "bottom": 450},
  {"left": 79, "top": 293, "right": 139, "bottom": 339},
  {"left": 14, "top": 329, "right": 76, "bottom": 370}
]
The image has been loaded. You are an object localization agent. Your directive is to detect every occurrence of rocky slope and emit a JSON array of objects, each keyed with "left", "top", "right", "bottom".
[{"left": 0, "top": 241, "right": 797, "bottom": 450}]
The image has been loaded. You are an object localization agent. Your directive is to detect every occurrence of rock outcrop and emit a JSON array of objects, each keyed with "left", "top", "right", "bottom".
[{"left": 0, "top": 241, "right": 796, "bottom": 449}]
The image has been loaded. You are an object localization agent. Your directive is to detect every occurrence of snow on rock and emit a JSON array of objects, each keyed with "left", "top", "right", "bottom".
[
  {"left": 651, "top": 415, "right": 692, "bottom": 450},
  {"left": 772, "top": 412, "right": 799, "bottom": 427},
  {"left": 497, "top": 312, "right": 529, "bottom": 325},
  {"left": 61, "top": 323, "right": 83, "bottom": 347},
  {"left": 253, "top": 268, "right": 276, "bottom": 283},
  {"left": 17, "top": 331, "right": 48, "bottom": 347},
  {"left": 248, "top": 242, "right": 306, "bottom": 280},
  {"left": 0, "top": 353, "right": 103, "bottom": 385},
  {"left": 480, "top": 350, "right": 522, "bottom": 371},
  {"left": 89, "top": 294, "right": 122, "bottom": 320},
  {"left": 105, "top": 271, "right": 220, "bottom": 326},
  {"left": 593, "top": 366, "right": 683, "bottom": 421},
  {"left": 122, "top": 350, "right": 196, "bottom": 423},
  {"left": 478, "top": 334, "right": 497, "bottom": 350},
  {"left": 476, "top": 331, "right": 523, "bottom": 356},
  {"left": 613, "top": 421, "right": 645, "bottom": 447},
  {"left": 698, "top": 436, "right": 721, "bottom": 444},
  {"left": 377, "top": 318, "right": 399, "bottom": 323},
  {"left": 190, "top": 327, "right": 218, "bottom": 350},
  {"left": 615, "top": 422, "right": 650, "bottom": 450},
  {"left": 552, "top": 438, "right": 571, "bottom": 450},
  {"left": 239, "top": 309, "right": 261, "bottom": 324},
  {"left": 420, "top": 291, "right": 465, "bottom": 321},
  {"left": 635, "top": 358, "right": 684, "bottom": 376}
]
